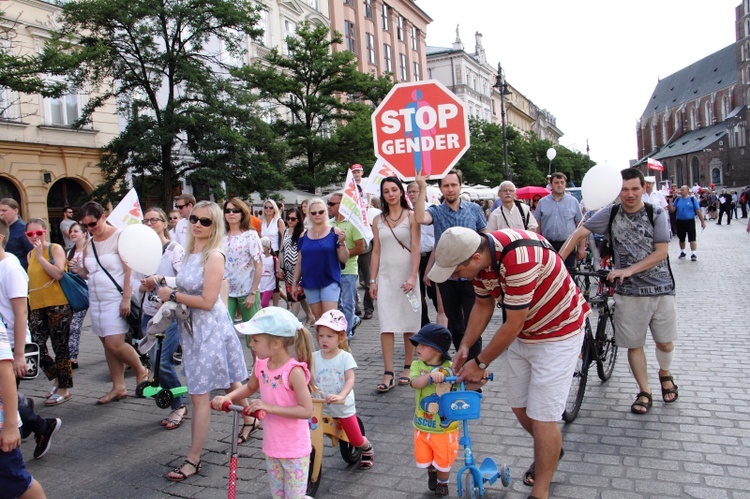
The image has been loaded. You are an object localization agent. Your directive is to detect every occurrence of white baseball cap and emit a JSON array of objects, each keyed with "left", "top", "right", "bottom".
[
  {"left": 644, "top": 176, "right": 656, "bottom": 183},
  {"left": 427, "top": 227, "right": 482, "bottom": 283}
]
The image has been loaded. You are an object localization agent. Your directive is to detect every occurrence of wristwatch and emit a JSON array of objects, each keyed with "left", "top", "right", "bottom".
[
  {"left": 475, "top": 356, "right": 489, "bottom": 370},
  {"left": 169, "top": 290, "right": 177, "bottom": 302}
]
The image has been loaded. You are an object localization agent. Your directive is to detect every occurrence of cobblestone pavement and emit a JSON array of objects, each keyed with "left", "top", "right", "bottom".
[{"left": 19, "top": 220, "right": 750, "bottom": 498}]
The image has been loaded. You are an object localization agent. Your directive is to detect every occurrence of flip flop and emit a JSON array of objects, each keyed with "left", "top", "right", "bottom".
[
  {"left": 96, "top": 391, "right": 128, "bottom": 405},
  {"left": 44, "top": 393, "right": 72, "bottom": 406}
]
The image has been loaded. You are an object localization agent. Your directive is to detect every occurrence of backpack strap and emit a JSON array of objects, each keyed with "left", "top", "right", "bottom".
[
  {"left": 513, "top": 200, "right": 530, "bottom": 230},
  {"left": 486, "top": 232, "right": 554, "bottom": 275}
]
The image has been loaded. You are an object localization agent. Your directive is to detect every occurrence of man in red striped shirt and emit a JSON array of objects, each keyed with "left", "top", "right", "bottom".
[{"left": 428, "top": 227, "right": 589, "bottom": 499}]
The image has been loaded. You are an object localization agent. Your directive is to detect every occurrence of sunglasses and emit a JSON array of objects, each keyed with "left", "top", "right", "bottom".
[
  {"left": 25, "top": 230, "right": 46, "bottom": 237},
  {"left": 327, "top": 201, "right": 339, "bottom": 206},
  {"left": 224, "top": 208, "right": 242, "bottom": 214},
  {"left": 286, "top": 217, "right": 298, "bottom": 221},
  {"left": 84, "top": 219, "right": 100, "bottom": 229},
  {"left": 142, "top": 218, "right": 164, "bottom": 225},
  {"left": 264, "top": 206, "right": 274, "bottom": 210},
  {"left": 175, "top": 204, "right": 187, "bottom": 210},
  {"left": 310, "top": 210, "right": 325, "bottom": 216},
  {"left": 189, "top": 215, "right": 212, "bottom": 227},
  {"left": 169, "top": 216, "right": 179, "bottom": 220}
]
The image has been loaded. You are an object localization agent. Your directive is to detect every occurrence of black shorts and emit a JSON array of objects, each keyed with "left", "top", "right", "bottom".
[{"left": 676, "top": 218, "right": 696, "bottom": 243}]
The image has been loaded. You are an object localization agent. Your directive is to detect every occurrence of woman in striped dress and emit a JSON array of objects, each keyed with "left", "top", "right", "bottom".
[{"left": 281, "top": 208, "right": 314, "bottom": 325}]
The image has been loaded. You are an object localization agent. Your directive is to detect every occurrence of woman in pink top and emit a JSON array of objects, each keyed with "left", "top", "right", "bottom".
[{"left": 212, "top": 307, "right": 315, "bottom": 498}]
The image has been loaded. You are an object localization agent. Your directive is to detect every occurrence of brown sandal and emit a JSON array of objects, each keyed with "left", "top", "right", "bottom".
[
  {"left": 166, "top": 459, "right": 201, "bottom": 481},
  {"left": 659, "top": 375, "right": 679, "bottom": 403},
  {"left": 630, "top": 391, "right": 653, "bottom": 414}
]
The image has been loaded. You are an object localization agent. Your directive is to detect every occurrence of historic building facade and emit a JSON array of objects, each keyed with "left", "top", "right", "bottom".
[
  {"left": 426, "top": 28, "right": 562, "bottom": 143},
  {"left": 328, "top": 0, "right": 431, "bottom": 82},
  {"left": 1, "top": 0, "right": 118, "bottom": 239},
  {"left": 635, "top": 2, "right": 750, "bottom": 188}
]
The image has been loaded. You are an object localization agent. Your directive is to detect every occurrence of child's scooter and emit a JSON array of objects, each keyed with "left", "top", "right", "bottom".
[
  {"left": 135, "top": 331, "right": 188, "bottom": 408},
  {"left": 217, "top": 403, "right": 267, "bottom": 499},
  {"left": 437, "top": 374, "right": 511, "bottom": 498}
]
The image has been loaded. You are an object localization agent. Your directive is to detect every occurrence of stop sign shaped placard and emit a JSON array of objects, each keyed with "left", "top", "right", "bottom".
[{"left": 372, "top": 80, "right": 469, "bottom": 181}]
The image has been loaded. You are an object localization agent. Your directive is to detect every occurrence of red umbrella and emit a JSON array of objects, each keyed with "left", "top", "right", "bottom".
[{"left": 515, "top": 186, "right": 550, "bottom": 200}]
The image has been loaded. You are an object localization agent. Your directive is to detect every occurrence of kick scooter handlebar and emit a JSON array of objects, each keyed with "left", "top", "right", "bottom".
[
  {"left": 220, "top": 402, "right": 267, "bottom": 420},
  {"left": 430, "top": 373, "right": 494, "bottom": 384}
]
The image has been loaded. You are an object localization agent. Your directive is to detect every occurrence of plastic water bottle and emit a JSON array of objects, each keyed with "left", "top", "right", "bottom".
[{"left": 405, "top": 289, "right": 420, "bottom": 312}]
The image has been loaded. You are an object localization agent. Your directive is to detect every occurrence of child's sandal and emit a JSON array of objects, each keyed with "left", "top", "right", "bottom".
[{"left": 357, "top": 446, "right": 374, "bottom": 470}]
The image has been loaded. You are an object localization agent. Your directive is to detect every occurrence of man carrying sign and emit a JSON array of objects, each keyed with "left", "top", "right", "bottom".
[{"left": 413, "top": 170, "right": 486, "bottom": 360}]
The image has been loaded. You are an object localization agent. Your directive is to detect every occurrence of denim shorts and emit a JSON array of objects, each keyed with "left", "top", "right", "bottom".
[
  {"left": 303, "top": 282, "right": 340, "bottom": 305},
  {"left": 0, "top": 448, "right": 33, "bottom": 498}
]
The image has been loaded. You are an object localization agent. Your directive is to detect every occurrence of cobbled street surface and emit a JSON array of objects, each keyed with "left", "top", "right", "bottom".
[{"left": 20, "top": 220, "right": 750, "bottom": 498}]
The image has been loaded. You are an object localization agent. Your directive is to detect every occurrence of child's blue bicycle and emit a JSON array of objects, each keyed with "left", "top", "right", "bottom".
[{"left": 438, "top": 374, "right": 511, "bottom": 498}]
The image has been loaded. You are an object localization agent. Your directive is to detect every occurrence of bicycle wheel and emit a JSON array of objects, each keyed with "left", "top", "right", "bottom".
[
  {"left": 595, "top": 307, "right": 618, "bottom": 381},
  {"left": 339, "top": 416, "right": 365, "bottom": 464},
  {"left": 562, "top": 320, "right": 592, "bottom": 423},
  {"left": 306, "top": 447, "right": 320, "bottom": 497}
]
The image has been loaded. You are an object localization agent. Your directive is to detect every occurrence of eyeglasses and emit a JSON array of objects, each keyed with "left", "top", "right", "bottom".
[
  {"left": 224, "top": 208, "right": 242, "bottom": 214},
  {"left": 189, "top": 215, "right": 212, "bottom": 227},
  {"left": 309, "top": 210, "right": 325, "bottom": 216},
  {"left": 175, "top": 204, "right": 187, "bottom": 210},
  {"left": 169, "top": 216, "right": 179, "bottom": 220},
  {"left": 25, "top": 230, "right": 46, "bottom": 237},
  {"left": 142, "top": 218, "right": 164, "bottom": 225},
  {"left": 286, "top": 217, "right": 298, "bottom": 221},
  {"left": 84, "top": 219, "right": 100, "bottom": 229},
  {"left": 327, "top": 201, "right": 339, "bottom": 206},
  {"left": 499, "top": 189, "right": 516, "bottom": 194}
]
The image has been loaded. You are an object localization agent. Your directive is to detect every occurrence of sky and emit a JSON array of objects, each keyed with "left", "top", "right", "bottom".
[{"left": 416, "top": 0, "right": 741, "bottom": 169}]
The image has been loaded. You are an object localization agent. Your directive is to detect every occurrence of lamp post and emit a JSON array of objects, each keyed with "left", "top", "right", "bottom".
[{"left": 494, "top": 62, "right": 512, "bottom": 180}]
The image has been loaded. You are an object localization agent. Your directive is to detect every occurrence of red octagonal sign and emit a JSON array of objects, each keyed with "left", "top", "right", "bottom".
[{"left": 372, "top": 80, "right": 470, "bottom": 181}]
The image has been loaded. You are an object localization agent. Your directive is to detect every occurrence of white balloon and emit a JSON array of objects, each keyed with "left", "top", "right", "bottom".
[
  {"left": 118, "top": 224, "right": 163, "bottom": 276},
  {"left": 546, "top": 148, "right": 557, "bottom": 161},
  {"left": 581, "top": 163, "right": 622, "bottom": 210}
]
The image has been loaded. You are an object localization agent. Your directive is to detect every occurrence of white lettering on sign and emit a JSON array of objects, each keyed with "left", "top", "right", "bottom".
[
  {"left": 380, "top": 104, "right": 459, "bottom": 134},
  {"left": 381, "top": 134, "right": 460, "bottom": 154}
]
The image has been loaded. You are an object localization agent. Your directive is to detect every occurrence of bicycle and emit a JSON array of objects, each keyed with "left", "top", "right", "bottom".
[
  {"left": 306, "top": 398, "right": 366, "bottom": 497},
  {"left": 563, "top": 269, "right": 618, "bottom": 423},
  {"left": 434, "top": 374, "right": 511, "bottom": 498}
]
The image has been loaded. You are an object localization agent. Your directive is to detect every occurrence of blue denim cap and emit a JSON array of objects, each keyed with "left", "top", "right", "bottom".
[
  {"left": 235, "top": 307, "right": 303, "bottom": 337},
  {"left": 409, "top": 323, "right": 453, "bottom": 360}
]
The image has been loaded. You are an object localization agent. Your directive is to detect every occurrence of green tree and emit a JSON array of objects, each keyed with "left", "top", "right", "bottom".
[
  {"left": 233, "top": 21, "right": 392, "bottom": 191},
  {"left": 43, "top": 0, "right": 264, "bottom": 207}
]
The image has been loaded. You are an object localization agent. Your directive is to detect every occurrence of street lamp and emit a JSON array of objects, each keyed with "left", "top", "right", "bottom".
[{"left": 493, "top": 62, "right": 512, "bottom": 180}]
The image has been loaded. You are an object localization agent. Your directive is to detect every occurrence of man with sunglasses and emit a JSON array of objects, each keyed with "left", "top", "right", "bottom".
[
  {"left": 172, "top": 194, "right": 196, "bottom": 248},
  {"left": 60, "top": 206, "right": 76, "bottom": 252},
  {"left": 0, "top": 199, "right": 33, "bottom": 272},
  {"left": 328, "top": 192, "right": 365, "bottom": 338}
]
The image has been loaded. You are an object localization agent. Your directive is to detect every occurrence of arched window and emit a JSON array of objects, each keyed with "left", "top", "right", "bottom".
[
  {"left": 661, "top": 118, "right": 667, "bottom": 144},
  {"left": 704, "top": 101, "right": 712, "bottom": 125},
  {"left": 674, "top": 112, "right": 681, "bottom": 132},
  {"left": 690, "top": 107, "right": 696, "bottom": 130},
  {"left": 746, "top": 17, "right": 750, "bottom": 37},
  {"left": 650, "top": 122, "right": 656, "bottom": 149},
  {"left": 722, "top": 95, "right": 730, "bottom": 120},
  {"left": 691, "top": 157, "right": 700, "bottom": 185},
  {"left": 711, "top": 167, "right": 722, "bottom": 185}
]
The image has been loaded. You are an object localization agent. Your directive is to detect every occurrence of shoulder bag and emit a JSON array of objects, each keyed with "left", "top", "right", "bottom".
[{"left": 48, "top": 245, "right": 88, "bottom": 312}]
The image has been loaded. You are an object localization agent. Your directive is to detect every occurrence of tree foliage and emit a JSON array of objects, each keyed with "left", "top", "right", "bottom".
[
  {"left": 233, "top": 22, "right": 392, "bottom": 191},
  {"left": 457, "top": 117, "right": 592, "bottom": 187},
  {"left": 42, "top": 0, "right": 266, "bottom": 207}
]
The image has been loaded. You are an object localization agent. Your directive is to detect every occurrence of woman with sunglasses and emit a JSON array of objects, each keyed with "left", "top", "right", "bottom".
[
  {"left": 74, "top": 201, "right": 150, "bottom": 405},
  {"left": 136, "top": 207, "right": 187, "bottom": 430},
  {"left": 292, "top": 198, "right": 349, "bottom": 320},
  {"left": 223, "top": 198, "right": 263, "bottom": 329},
  {"left": 369, "top": 176, "right": 421, "bottom": 392},
  {"left": 66, "top": 222, "right": 89, "bottom": 369},
  {"left": 167, "top": 209, "right": 181, "bottom": 239},
  {"left": 281, "top": 208, "right": 315, "bottom": 325},
  {"left": 25, "top": 218, "right": 74, "bottom": 405},
  {"left": 260, "top": 199, "right": 285, "bottom": 306},
  {"left": 157, "top": 201, "right": 254, "bottom": 481}
]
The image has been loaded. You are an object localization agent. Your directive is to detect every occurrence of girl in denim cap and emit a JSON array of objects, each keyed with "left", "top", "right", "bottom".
[
  {"left": 212, "top": 307, "right": 316, "bottom": 498},
  {"left": 312, "top": 310, "right": 374, "bottom": 469}
]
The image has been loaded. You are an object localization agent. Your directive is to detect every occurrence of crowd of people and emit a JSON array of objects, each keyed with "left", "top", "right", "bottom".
[{"left": 0, "top": 162, "right": 727, "bottom": 498}]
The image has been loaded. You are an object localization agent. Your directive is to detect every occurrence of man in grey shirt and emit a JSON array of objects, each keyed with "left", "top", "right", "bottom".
[
  {"left": 561, "top": 168, "right": 678, "bottom": 416},
  {"left": 534, "top": 172, "right": 583, "bottom": 267},
  {"left": 60, "top": 206, "right": 76, "bottom": 251}
]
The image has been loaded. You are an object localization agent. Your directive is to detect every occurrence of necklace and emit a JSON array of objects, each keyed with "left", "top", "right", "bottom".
[{"left": 387, "top": 210, "right": 403, "bottom": 223}]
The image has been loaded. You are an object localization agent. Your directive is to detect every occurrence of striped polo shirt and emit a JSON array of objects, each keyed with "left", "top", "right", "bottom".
[{"left": 473, "top": 230, "right": 589, "bottom": 343}]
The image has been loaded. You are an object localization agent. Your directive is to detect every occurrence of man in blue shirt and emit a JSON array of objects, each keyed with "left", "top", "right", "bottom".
[
  {"left": 414, "top": 169, "right": 486, "bottom": 360},
  {"left": 669, "top": 185, "right": 705, "bottom": 261},
  {"left": 0, "top": 199, "right": 33, "bottom": 272},
  {"left": 534, "top": 173, "right": 583, "bottom": 268}
]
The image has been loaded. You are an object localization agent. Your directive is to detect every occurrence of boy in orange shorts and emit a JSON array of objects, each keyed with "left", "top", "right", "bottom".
[{"left": 409, "top": 324, "right": 458, "bottom": 497}]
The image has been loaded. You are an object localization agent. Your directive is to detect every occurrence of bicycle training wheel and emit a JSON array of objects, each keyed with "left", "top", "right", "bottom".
[
  {"left": 562, "top": 319, "right": 591, "bottom": 423},
  {"left": 595, "top": 308, "right": 618, "bottom": 381}
]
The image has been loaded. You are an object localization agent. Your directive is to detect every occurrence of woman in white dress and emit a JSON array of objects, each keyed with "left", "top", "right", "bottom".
[
  {"left": 369, "top": 176, "right": 421, "bottom": 393},
  {"left": 260, "top": 199, "right": 285, "bottom": 306}
]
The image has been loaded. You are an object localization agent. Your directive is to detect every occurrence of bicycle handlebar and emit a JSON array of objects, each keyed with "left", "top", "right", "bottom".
[{"left": 430, "top": 373, "right": 494, "bottom": 384}]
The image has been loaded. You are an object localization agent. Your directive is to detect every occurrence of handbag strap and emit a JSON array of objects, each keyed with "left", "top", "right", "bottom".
[
  {"left": 383, "top": 214, "right": 411, "bottom": 253},
  {"left": 91, "top": 238, "right": 124, "bottom": 295}
]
